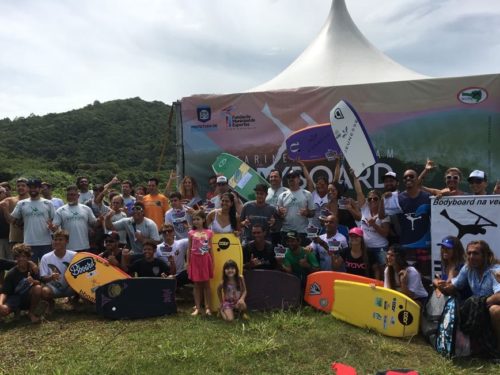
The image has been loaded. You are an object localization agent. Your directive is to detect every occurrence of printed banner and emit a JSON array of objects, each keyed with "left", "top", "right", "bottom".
[
  {"left": 178, "top": 74, "right": 500, "bottom": 197},
  {"left": 430, "top": 195, "right": 500, "bottom": 274}
]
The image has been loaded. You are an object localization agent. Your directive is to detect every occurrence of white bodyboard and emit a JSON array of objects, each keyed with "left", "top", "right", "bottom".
[{"left": 330, "top": 100, "right": 377, "bottom": 177}]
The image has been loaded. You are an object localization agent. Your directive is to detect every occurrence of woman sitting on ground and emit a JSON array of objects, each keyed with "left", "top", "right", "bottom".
[
  {"left": 332, "top": 227, "right": 370, "bottom": 277},
  {"left": 384, "top": 244, "right": 428, "bottom": 306}
]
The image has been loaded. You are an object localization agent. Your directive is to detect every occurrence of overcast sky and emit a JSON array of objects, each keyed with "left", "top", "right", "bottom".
[{"left": 1, "top": 0, "right": 499, "bottom": 119}]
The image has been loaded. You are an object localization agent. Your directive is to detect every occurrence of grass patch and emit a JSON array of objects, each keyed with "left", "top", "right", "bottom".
[{"left": 0, "top": 302, "right": 498, "bottom": 375}]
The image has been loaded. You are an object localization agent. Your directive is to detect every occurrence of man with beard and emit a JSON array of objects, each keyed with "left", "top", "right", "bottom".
[
  {"left": 50, "top": 185, "right": 97, "bottom": 252},
  {"left": 0, "top": 178, "right": 30, "bottom": 249},
  {"left": 240, "top": 184, "right": 277, "bottom": 246},
  {"left": 76, "top": 176, "right": 93, "bottom": 204},
  {"left": 6, "top": 179, "right": 55, "bottom": 262},
  {"left": 390, "top": 170, "right": 431, "bottom": 276}
]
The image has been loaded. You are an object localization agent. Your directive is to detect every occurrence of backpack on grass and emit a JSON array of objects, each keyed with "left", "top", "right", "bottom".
[{"left": 434, "top": 296, "right": 470, "bottom": 358}]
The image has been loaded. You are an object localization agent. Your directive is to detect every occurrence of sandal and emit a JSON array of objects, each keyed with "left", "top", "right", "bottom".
[
  {"left": 205, "top": 309, "right": 212, "bottom": 316},
  {"left": 191, "top": 308, "right": 201, "bottom": 316}
]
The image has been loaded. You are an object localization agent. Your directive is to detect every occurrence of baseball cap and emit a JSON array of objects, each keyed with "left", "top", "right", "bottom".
[
  {"left": 437, "top": 236, "right": 455, "bottom": 249},
  {"left": 348, "top": 227, "right": 363, "bottom": 237},
  {"left": 286, "top": 230, "right": 299, "bottom": 239},
  {"left": 27, "top": 178, "right": 42, "bottom": 187},
  {"left": 383, "top": 171, "right": 397, "bottom": 180},
  {"left": 216, "top": 176, "right": 228, "bottom": 184},
  {"left": 467, "top": 170, "right": 487, "bottom": 182},
  {"left": 286, "top": 170, "right": 301, "bottom": 179},
  {"left": 104, "top": 231, "right": 120, "bottom": 241}
]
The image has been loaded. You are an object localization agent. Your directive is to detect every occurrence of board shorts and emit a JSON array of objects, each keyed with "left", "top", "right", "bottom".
[
  {"left": 46, "top": 282, "right": 75, "bottom": 298},
  {"left": 5, "top": 290, "right": 31, "bottom": 311}
]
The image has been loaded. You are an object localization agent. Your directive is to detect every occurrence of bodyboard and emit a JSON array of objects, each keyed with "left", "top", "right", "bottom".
[
  {"left": 64, "top": 252, "right": 130, "bottom": 303},
  {"left": 330, "top": 100, "right": 377, "bottom": 177},
  {"left": 209, "top": 233, "right": 243, "bottom": 312},
  {"left": 304, "top": 271, "right": 383, "bottom": 313},
  {"left": 212, "top": 152, "right": 269, "bottom": 201},
  {"left": 331, "top": 280, "right": 420, "bottom": 337},
  {"left": 285, "top": 123, "right": 341, "bottom": 162},
  {"left": 244, "top": 269, "right": 301, "bottom": 311},
  {"left": 95, "top": 277, "right": 177, "bottom": 319}
]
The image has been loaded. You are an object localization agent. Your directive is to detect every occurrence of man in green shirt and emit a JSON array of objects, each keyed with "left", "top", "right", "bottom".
[{"left": 283, "top": 230, "right": 319, "bottom": 284}]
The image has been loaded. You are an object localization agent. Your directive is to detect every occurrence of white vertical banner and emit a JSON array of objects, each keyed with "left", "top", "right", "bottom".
[{"left": 431, "top": 195, "right": 500, "bottom": 274}]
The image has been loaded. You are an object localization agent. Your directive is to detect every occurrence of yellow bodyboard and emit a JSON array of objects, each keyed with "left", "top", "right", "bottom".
[
  {"left": 64, "top": 252, "right": 130, "bottom": 303},
  {"left": 331, "top": 280, "right": 421, "bottom": 337},
  {"left": 209, "top": 233, "right": 243, "bottom": 312}
]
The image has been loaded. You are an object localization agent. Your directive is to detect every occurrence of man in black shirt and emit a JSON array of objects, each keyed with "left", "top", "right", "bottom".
[
  {"left": 243, "top": 224, "right": 277, "bottom": 270},
  {"left": 122, "top": 239, "right": 173, "bottom": 278},
  {"left": 0, "top": 244, "right": 45, "bottom": 323}
]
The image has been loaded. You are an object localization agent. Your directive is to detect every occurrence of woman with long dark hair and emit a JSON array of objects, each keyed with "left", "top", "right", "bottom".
[
  {"left": 206, "top": 192, "right": 240, "bottom": 235},
  {"left": 384, "top": 244, "right": 428, "bottom": 306},
  {"left": 332, "top": 227, "right": 370, "bottom": 277}
]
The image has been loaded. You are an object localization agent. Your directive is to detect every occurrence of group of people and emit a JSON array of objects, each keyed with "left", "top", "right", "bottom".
[{"left": 0, "top": 158, "right": 499, "bottom": 343}]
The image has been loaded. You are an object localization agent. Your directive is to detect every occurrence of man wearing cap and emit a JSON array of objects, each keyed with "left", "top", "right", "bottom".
[
  {"left": 50, "top": 185, "right": 97, "bottom": 252},
  {"left": 282, "top": 230, "right": 320, "bottom": 284},
  {"left": 0, "top": 178, "right": 30, "bottom": 249},
  {"left": 468, "top": 170, "right": 488, "bottom": 195},
  {"left": 210, "top": 176, "right": 243, "bottom": 213},
  {"left": 105, "top": 202, "right": 161, "bottom": 255},
  {"left": 306, "top": 215, "right": 348, "bottom": 271},
  {"left": 240, "top": 184, "right": 278, "bottom": 245},
  {"left": 6, "top": 179, "right": 55, "bottom": 261},
  {"left": 41, "top": 182, "right": 64, "bottom": 210},
  {"left": 99, "top": 232, "right": 123, "bottom": 268},
  {"left": 143, "top": 178, "right": 169, "bottom": 229},
  {"left": 277, "top": 169, "right": 315, "bottom": 246}
]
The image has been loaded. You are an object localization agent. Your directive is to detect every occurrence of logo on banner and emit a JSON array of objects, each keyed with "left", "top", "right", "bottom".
[
  {"left": 197, "top": 105, "right": 211, "bottom": 122},
  {"left": 221, "top": 105, "right": 256, "bottom": 130},
  {"left": 457, "top": 87, "right": 488, "bottom": 104}
]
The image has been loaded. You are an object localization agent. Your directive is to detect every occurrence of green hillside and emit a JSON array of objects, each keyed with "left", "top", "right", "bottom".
[{"left": 0, "top": 98, "right": 175, "bottom": 192}]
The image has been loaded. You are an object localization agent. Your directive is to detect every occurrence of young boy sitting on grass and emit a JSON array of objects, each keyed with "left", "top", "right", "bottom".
[{"left": 0, "top": 243, "right": 47, "bottom": 323}]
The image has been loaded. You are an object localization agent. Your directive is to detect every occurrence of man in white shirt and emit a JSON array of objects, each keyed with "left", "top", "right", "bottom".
[{"left": 9, "top": 179, "right": 55, "bottom": 261}]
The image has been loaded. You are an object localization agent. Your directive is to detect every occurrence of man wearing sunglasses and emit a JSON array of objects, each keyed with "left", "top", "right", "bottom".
[
  {"left": 389, "top": 170, "right": 432, "bottom": 276},
  {"left": 156, "top": 223, "right": 188, "bottom": 287},
  {"left": 105, "top": 202, "right": 161, "bottom": 255},
  {"left": 467, "top": 170, "right": 488, "bottom": 196}
]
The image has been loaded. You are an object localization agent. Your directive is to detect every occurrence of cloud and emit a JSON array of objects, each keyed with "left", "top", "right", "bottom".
[{"left": 0, "top": 0, "right": 499, "bottom": 119}]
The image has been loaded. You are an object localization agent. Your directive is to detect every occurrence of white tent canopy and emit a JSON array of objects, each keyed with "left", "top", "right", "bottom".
[{"left": 250, "top": 0, "right": 429, "bottom": 92}]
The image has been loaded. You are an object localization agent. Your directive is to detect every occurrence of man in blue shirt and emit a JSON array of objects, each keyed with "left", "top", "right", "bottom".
[{"left": 438, "top": 240, "right": 500, "bottom": 351}]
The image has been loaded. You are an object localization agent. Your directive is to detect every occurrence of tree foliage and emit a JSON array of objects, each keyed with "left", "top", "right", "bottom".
[{"left": 0, "top": 97, "right": 175, "bottom": 194}]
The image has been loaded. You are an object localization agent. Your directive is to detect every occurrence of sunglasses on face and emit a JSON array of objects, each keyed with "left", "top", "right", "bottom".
[
  {"left": 446, "top": 175, "right": 460, "bottom": 181},
  {"left": 403, "top": 175, "right": 416, "bottom": 180},
  {"left": 367, "top": 197, "right": 379, "bottom": 202},
  {"left": 132, "top": 207, "right": 144, "bottom": 212}
]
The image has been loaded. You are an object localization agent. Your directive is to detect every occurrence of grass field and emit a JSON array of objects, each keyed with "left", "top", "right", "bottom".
[{"left": 0, "top": 300, "right": 498, "bottom": 375}]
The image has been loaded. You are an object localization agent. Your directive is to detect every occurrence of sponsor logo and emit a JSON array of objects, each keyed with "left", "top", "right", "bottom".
[
  {"left": 319, "top": 298, "right": 328, "bottom": 307},
  {"left": 373, "top": 312, "right": 382, "bottom": 320},
  {"left": 374, "top": 297, "right": 383, "bottom": 307},
  {"left": 391, "top": 298, "right": 397, "bottom": 312},
  {"left": 457, "top": 87, "right": 488, "bottom": 104},
  {"left": 217, "top": 237, "right": 230, "bottom": 250},
  {"left": 222, "top": 105, "right": 256, "bottom": 130},
  {"left": 197, "top": 105, "right": 211, "bottom": 122},
  {"left": 333, "top": 108, "right": 344, "bottom": 119},
  {"left": 108, "top": 283, "right": 123, "bottom": 298},
  {"left": 309, "top": 282, "right": 321, "bottom": 295},
  {"left": 69, "top": 257, "right": 96, "bottom": 279},
  {"left": 398, "top": 310, "right": 414, "bottom": 326}
]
